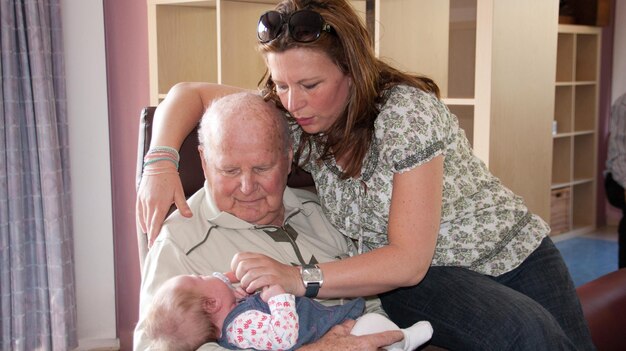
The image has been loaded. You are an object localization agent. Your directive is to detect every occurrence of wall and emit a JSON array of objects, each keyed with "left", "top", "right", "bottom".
[
  {"left": 103, "top": 0, "right": 150, "bottom": 350},
  {"left": 64, "top": 0, "right": 148, "bottom": 349},
  {"left": 62, "top": 0, "right": 117, "bottom": 349}
]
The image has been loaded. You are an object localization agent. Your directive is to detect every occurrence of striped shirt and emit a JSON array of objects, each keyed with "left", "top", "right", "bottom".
[{"left": 606, "top": 93, "right": 626, "bottom": 187}]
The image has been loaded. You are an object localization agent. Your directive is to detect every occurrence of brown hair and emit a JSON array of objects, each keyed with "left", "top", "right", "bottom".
[
  {"left": 144, "top": 278, "right": 218, "bottom": 350},
  {"left": 257, "top": 0, "right": 439, "bottom": 178}
]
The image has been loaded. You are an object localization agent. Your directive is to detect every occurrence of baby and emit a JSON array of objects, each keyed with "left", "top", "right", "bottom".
[{"left": 144, "top": 272, "right": 433, "bottom": 351}]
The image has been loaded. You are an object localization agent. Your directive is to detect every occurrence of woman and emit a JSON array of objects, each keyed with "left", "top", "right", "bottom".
[{"left": 137, "top": 0, "right": 594, "bottom": 349}]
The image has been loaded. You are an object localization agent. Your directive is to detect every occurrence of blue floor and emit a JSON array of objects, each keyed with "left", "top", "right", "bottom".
[{"left": 554, "top": 237, "right": 618, "bottom": 287}]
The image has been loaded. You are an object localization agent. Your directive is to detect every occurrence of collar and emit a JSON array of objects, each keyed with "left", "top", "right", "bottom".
[
  {"left": 321, "top": 136, "right": 379, "bottom": 181},
  {"left": 200, "top": 181, "right": 309, "bottom": 230}
]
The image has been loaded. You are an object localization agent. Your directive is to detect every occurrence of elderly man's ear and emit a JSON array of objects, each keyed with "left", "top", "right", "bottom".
[{"left": 198, "top": 146, "right": 209, "bottom": 179}]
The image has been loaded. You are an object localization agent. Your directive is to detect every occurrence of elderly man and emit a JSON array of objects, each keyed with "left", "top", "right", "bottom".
[{"left": 133, "top": 92, "right": 403, "bottom": 350}]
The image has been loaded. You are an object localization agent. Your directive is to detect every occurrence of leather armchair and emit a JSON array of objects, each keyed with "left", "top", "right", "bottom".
[{"left": 576, "top": 268, "right": 626, "bottom": 351}]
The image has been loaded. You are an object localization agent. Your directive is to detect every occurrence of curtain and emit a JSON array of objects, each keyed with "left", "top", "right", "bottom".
[{"left": 0, "top": 0, "right": 77, "bottom": 350}]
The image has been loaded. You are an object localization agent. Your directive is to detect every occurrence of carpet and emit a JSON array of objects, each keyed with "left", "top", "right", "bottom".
[{"left": 554, "top": 237, "right": 618, "bottom": 287}]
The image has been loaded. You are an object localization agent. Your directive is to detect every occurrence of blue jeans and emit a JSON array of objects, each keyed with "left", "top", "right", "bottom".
[{"left": 380, "top": 237, "right": 595, "bottom": 350}]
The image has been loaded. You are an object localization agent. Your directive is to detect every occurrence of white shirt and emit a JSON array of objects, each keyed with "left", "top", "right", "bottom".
[{"left": 134, "top": 184, "right": 384, "bottom": 351}]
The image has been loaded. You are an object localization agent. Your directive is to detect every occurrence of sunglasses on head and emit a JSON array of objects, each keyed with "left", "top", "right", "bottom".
[{"left": 257, "top": 9, "right": 332, "bottom": 43}]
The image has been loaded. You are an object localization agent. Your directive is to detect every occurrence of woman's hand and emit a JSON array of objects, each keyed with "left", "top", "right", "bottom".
[
  {"left": 136, "top": 166, "right": 193, "bottom": 247},
  {"left": 297, "top": 319, "right": 403, "bottom": 351},
  {"left": 230, "top": 252, "right": 303, "bottom": 296}
]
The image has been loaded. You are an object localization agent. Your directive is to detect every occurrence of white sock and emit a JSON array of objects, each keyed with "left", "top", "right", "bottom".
[{"left": 397, "top": 321, "right": 433, "bottom": 351}]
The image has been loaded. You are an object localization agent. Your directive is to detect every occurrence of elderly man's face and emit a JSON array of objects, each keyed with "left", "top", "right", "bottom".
[{"left": 199, "top": 123, "right": 292, "bottom": 226}]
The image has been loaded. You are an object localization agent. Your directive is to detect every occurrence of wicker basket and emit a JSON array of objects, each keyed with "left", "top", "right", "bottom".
[{"left": 550, "top": 187, "right": 571, "bottom": 235}]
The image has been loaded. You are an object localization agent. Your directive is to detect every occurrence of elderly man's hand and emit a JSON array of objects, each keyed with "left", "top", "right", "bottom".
[
  {"left": 298, "top": 319, "right": 404, "bottom": 351},
  {"left": 231, "top": 252, "right": 304, "bottom": 295}
]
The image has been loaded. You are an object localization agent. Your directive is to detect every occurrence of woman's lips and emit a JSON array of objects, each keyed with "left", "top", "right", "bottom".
[{"left": 295, "top": 117, "right": 315, "bottom": 127}]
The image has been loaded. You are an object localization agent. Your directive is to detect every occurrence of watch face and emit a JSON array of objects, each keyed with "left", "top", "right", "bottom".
[{"left": 302, "top": 267, "right": 323, "bottom": 282}]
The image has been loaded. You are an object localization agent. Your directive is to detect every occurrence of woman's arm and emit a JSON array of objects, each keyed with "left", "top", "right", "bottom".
[
  {"left": 136, "top": 82, "right": 249, "bottom": 246},
  {"left": 233, "top": 156, "right": 444, "bottom": 298}
]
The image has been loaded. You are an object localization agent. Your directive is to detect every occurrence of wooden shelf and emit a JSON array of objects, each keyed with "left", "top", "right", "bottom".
[
  {"left": 549, "top": 25, "right": 600, "bottom": 237},
  {"left": 147, "top": 0, "right": 283, "bottom": 104},
  {"left": 147, "top": 0, "right": 368, "bottom": 104}
]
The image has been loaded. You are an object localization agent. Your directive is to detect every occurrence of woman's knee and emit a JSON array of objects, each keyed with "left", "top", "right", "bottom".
[
  {"left": 381, "top": 281, "right": 577, "bottom": 350},
  {"left": 465, "top": 304, "right": 575, "bottom": 350},
  {"left": 513, "top": 311, "right": 569, "bottom": 343}
]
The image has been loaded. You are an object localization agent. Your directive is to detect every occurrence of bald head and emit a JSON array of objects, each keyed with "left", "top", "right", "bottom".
[
  {"left": 198, "top": 92, "right": 290, "bottom": 157},
  {"left": 197, "top": 92, "right": 293, "bottom": 226}
]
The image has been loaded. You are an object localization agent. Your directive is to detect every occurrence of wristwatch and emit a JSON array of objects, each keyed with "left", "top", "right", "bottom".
[{"left": 300, "top": 264, "right": 324, "bottom": 298}]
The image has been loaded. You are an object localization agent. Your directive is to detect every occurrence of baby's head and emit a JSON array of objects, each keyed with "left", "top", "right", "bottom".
[{"left": 144, "top": 274, "right": 236, "bottom": 350}]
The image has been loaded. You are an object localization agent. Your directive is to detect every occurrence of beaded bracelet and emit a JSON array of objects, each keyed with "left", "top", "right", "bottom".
[
  {"left": 143, "top": 146, "right": 180, "bottom": 170},
  {"left": 143, "top": 157, "right": 179, "bottom": 169},
  {"left": 142, "top": 166, "right": 179, "bottom": 176},
  {"left": 149, "top": 146, "right": 179, "bottom": 158}
]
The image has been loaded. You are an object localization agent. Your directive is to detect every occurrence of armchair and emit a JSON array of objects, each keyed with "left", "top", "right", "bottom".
[{"left": 576, "top": 268, "right": 626, "bottom": 351}]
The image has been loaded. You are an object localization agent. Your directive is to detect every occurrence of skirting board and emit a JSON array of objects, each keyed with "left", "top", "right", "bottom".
[{"left": 72, "top": 338, "right": 120, "bottom": 351}]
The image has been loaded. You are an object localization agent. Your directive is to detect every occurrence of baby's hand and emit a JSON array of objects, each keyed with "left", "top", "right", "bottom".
[
  {"left": 234, "top": 286, "right": 250, "bottom": 300},
  {"left": 224, "top": 271, "right": 239, "bottom": 284},
  {"left": 214, "top": 271, "right": 249, "bottom": 300},
  {"left": 260, "top": 284, "right": 287, "bottom": 303}
]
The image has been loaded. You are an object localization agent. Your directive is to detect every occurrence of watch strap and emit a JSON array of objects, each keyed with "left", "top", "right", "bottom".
[
  {"left": 301, "top": 264, "right": 322, "bottom": 298},
  {"left": 304, "top": 282, "right": 321, "bottom": 298}
]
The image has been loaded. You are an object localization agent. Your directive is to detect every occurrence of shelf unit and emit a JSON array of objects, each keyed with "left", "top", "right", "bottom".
[
  {"left": 374, "top": 0, "right": 558, "bottom": 221},
  {"left": 147, "top": 0, "right": 561, "bottom": 222},
  {"left": 550, "top": 24, "right": 601, "bottom": 236},
  {"left": 147, "top": 0, "right": 275, "bottom": 103},
  {"left": 147, "top": 0, "right": 366, "bottom": 104}
]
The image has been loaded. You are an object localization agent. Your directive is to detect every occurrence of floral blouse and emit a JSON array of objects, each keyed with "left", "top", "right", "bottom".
[{"left": 291, "top": 85, "right": 549, "bottom": 276}]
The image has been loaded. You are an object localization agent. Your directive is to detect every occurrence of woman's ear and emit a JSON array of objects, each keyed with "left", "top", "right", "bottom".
[{"left": 202, "top": 297, "right": 222, "bottom": 313}]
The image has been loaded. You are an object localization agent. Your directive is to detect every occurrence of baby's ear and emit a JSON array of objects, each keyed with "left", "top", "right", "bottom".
[{"left": 203, "top": 297, "right": 221, "bottom": 313}]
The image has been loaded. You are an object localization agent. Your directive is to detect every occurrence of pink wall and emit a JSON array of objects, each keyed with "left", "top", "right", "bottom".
[{"left": 103, "top": 0, "right": 149, "bottom": 350}]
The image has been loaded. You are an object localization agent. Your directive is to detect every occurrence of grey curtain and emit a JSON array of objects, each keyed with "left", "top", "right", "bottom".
[{"left": 0, "top": 0, "right": 77, "bottom": 350}]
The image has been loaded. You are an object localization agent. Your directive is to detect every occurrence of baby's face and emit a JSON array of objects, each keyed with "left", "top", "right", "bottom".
[{"left": 174, "top": 275, "right": 236, "bottom": 306}]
